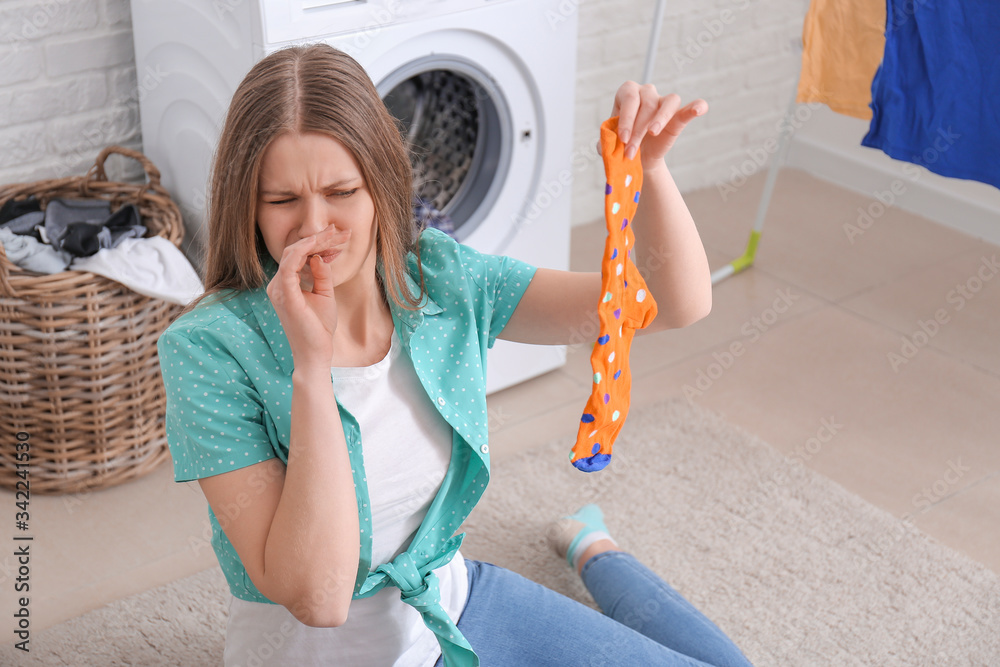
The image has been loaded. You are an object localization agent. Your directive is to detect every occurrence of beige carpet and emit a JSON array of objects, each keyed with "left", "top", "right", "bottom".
[{"left": 4, "top": 398, "right": 998, "bottom": 666}]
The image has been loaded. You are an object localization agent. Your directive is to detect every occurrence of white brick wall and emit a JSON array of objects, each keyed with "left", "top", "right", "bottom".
[
  {"left": 0, "top": 0, "right": 806, "bottom": 230},
  {"left": 0, "top": 0, "right": 143, "bottom": 187},
  {"left": 570, "top": 0, "right": 806, "bottom": 227}
]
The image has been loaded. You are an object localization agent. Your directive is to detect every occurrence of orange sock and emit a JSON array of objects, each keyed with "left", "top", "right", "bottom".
[{"left": 570, "top": 116, "right": 658, "bottom": 472}]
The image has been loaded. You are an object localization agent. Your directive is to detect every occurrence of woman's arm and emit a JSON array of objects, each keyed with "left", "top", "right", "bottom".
[
  {"left": 198, "top": 370, "right": 360, "bottom": 627},
  {"left": 267, "top": 368, "right": 360, "bottom": 624},
  {"left": 629, "top": 158, "right": 712, "bottom": 330},
  {"left": 199, "top": 227, "right": 359, "bottom": 627},
  {"left": 498, "top": 83, "right": 710, "bottom": 346}
]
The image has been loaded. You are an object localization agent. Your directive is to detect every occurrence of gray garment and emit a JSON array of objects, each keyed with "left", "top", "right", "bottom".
[
  {"left": 41, "top": 199, "right": 146, "bottom": 257},
  {"left": 45, "top": 198, "right": 110, "bottom": 224},
  {"left": 0, "top": 210, "right": 45, "bottom": 236},
  {"left": 43, "top": 199, "right": 110, "bottom": 252},
  {"left": 0, "top": 227, "right": 72, "bottom": 274},
  {"left": 87, "top": 223, "right": 146, "bottom": 251}
]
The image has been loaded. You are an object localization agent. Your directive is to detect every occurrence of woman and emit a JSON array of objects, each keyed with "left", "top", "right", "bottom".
[{"left": 158, "top": 43, "right": 752, "bottom": 666}]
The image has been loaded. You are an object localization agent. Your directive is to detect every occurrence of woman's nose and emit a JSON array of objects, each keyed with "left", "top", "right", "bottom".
[{"left": 301, "top": 195, "right": 334, "bottom": 236}]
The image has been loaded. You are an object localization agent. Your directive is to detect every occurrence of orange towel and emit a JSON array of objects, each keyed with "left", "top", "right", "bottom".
[
  {"left": 570, "top": 117, "right": 657, "bottom": 472},
  {"left": 797, "top": 0, "right": 886, "bottom": 120}
]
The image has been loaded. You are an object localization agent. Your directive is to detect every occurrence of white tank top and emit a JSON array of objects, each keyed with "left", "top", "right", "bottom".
[{"left": 223, "top": 328, "right": 469, "bottom": 667}]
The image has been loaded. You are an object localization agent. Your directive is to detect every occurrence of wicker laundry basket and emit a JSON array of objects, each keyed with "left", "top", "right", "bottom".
[{"left": 0, "top": 146, "right": 187, "bottom": 494}]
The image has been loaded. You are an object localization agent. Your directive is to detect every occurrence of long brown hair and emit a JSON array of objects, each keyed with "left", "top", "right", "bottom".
[{"left": 180, "top": 43, "right": 425, "bottom": 315}]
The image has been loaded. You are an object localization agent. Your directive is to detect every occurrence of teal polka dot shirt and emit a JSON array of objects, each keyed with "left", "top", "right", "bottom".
[{"left": 157, "top": 227, "right": 536, "bottom": 666}]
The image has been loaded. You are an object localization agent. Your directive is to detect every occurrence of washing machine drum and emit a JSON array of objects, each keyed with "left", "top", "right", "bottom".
[{"left": 381, "top": 67, "right": 507, "bottom": 241}]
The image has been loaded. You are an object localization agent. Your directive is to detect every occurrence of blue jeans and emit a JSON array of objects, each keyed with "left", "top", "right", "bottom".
[{"left": 433, "top": 552, "right": 753, "bottom": 666}]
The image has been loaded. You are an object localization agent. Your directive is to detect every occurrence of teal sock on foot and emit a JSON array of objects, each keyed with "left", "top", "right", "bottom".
[{"left": 564, "top": 503, "right": 616, "bottom": 571}]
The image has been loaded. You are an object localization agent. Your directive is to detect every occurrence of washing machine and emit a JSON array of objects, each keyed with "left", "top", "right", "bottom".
[{"left": 129, "top": 0, "right": 579, "bottom": 394}]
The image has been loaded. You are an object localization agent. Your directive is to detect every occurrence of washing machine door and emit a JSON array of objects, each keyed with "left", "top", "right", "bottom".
[
  {"left": 379, "top": 58, "right": 509, "bottom": 245},
  {"left": 333, "top": 29, "right": 543, "bottom": 256}
]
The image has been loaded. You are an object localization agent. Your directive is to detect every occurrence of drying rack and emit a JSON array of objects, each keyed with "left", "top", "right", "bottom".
[{"left": 643, "top": 0, "right": 807, "bottom": 286}]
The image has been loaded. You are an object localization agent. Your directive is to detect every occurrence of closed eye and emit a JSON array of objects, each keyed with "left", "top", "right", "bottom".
[{"left": 264, "top": 189, "right": 358, "bottom": 205}]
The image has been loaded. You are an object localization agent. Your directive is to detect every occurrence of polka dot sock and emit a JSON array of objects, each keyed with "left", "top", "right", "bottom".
[
  {"left": 548, "top": 503, "right": 618, "bottom": 572},
  {"left": 570, "top": 116, "right": 658, "bottom": 473}
]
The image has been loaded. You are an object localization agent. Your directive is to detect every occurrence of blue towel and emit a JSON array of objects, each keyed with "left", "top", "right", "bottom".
[{"left": 861, "top": 0, "right": 1000, "bottom": 190}]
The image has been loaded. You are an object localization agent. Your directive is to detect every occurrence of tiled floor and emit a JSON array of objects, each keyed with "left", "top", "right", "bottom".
[{"left": 3, "top": 167, "right": 997, "bottom": 639}]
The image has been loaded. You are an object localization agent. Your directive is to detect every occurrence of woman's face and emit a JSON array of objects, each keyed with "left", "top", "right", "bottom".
[{"left": 256, "top": 131, "right": 377, "bottom": 290}]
